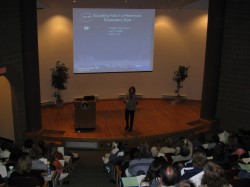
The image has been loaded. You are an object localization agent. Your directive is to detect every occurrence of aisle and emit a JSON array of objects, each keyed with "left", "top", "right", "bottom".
[{"left": 67, "top": 150, "right": 116, "bottom": 187}]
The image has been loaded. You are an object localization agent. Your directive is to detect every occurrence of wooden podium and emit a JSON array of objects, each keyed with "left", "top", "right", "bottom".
[{"left": 74, "top": 98, "right": 96, "bottom": 131}]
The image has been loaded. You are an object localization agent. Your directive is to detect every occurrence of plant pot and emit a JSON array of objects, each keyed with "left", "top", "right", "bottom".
[
  {"left": 56, "top": 99, "right": 64, "bottom": 107},
  {"left": 171, "top": 96, "right": 187, "bottom": 105}
]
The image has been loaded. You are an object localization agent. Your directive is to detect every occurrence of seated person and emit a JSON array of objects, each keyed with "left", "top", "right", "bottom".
[
  {"left": 36, "top": 140, "right": 48, "bottom": 158},
  {"left": 21, "top": 139, "right": 34, "bottom": 154},
  {"left": 46, "top": 143, "right": 68, "bottom": 181},
  {"left": 0, "top": 141, "right": 12, "bottom": 160},
  {"left": 140, "top": 156, "right": 168, "bottom": 187},
  {"left": 211, "top": 144, "right": 234, "bottom": 170},
  {"left": 125, "top": 143, "right": 154, "bottom": 177},
  {"left": 102, "top": 141, "right": 125, "bottom": 165},
  {"left": 9, "top": 154, "right": 44, "bottom": 187},
  {"left": 179, "top": 148, "right": 207, "bottom": 186},
  {"left": 5, "top": 147, "right": 24, "bottom": 169},
  {"left": 158, "top": 164, "right": 178, "bottom": 187},
  {"left": 199, "top": 161, "right": 232, "bottom": 187},
  {"left": 158, "top": 138, "right": 176, "bottom": 155},
  {"left": 172, "top": 138, "right": 193, "bottom": 164}
]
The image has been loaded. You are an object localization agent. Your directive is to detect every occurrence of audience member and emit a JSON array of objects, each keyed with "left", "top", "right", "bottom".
[
  {"left": 159, "top": 165, "right": 177, "bottom": 187},
  {"left": 211, "top": 144, "right": 234, "bottom": 170},
  {"left": 9, "top": 155, "right": 44, "bottom": 187},
  {"left": 140, "top": 156, "right": 168, "bottom": 187},
  {"left": 179, "top": 148, "right": 207, "bottom": 187},
  {"left": 125, "top": 143, "right": 154, "bottom": 177},
  {"left": 45, "top": 143, "right": 68, "bottom": 181},
  {"left": 172, "top": 138, "right": 193, "bottom": 164},
  {"left": 5, "top": 147, "right": 24, "bottom": 168},
  {"left": 199, "top": 161, "right": 232, "bottom": 187},
  {"left": 37, "top": 140, "right": 48, "bottom": 157},
  {"left": 175, "top": 179, "right": 196, "bottom": 187},
  {"left": 159, "top": 138, "right": 176, "bottom": 155},
  {"left": 21, "top": 139, "right": 34, "bottom": 154}
]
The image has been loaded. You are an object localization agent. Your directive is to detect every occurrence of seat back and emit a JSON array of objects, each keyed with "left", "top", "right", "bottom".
[
  {"left": 225, "top": 168, "right": 240, "bottom": 180},
  {"left": 228, "top": 178, "right": 250, "bottom": 187},
  {"left": 8, "top": 176, "right": 42, "bottom": 187}
]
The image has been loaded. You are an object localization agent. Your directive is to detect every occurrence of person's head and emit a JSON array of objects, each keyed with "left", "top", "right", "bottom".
[
  {"left": 150, "top": 146, "right": 159, "bottom": 158},
  {"left": 9, "top": 147, "right": 24, "bottom": 163},
  {"left": 178, "top": 139, "right": 190, "bottom": 157},
  {"left": 201, "top": 161, "right": 228, "bottom": 187},
  {"left": 45, "top": 143, "right": 59, "bottom": 162},
  {"left": 47, "top": 143, "right": 58, "bottom": 154},
  {"left": 192, "top": 148, "right": 207, "bottom": 169},
  {"left": 37, "top": 139, "right": 45, "bottom": 148},
  {"left": 23, "top": 139, "right": 34, "bottom": 149},
  {"left": 161, "top": 165, "right": 177, "bottom": 186},
  {"left": 144, "top": 158, "right": 164, "bottom": 183},
  {"left": 212, "top": 144, "right": 224, "bottom": 160},
  {"left": 139, "top": 142, "right": 151, "bottom": 158},
  {"left": 15, "top": 155, "right": 32, "bottom": 174},
  {"left": 129, "top": 147, "right": 140, "bottom": 160},
  {"left": 175, "top": 179, "right": 196, "bottom": 187},
  {"left": 227, "top": 135, "right": 239, "bottom": 150},
  {"left": 1, "top": 141, "right": 12, "bottom": 151},
  {"left": 128, "top": 86, "right": 136, "bottom": 95},
  {"left": 212, "top": 134, "right": 220, "bottom": 144},
  {"left": 117, "top": 141, "right": 125, "bottom": 151}
]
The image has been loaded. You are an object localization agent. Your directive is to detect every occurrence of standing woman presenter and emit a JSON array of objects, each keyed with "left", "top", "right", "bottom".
[{"left": 124, "top": 86, "right": 138, "bottom": 132}]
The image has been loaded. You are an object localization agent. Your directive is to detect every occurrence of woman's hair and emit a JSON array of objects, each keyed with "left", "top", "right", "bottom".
[
  {"left": 129, "top": 147, "right": 140, "bottom": 160},
  {"left": 175, "top": 179, "right": 196, "bottom": 187},
  {"left": 192, "top": 148, "right": 207, "bottom": 169},
  {"left": 23, "top": 139, "right": 34, "bottom": 149},
  {"left": 45, "top": 143, "right": 58, "bottom": 162},
  {"left": 180, "top": 144, "right": 190, "bottom": 157},
  {"left": 201, "top": 161, "right": 229, "bottom": 187},
  {"left": 128, "top": 86, "right": 136, "bottom": 94},
  {"left": 143, "top": 157, "right": 168, "bottom": 184},
  {"left": 139, "top": 142, "right": 151, "bottom": 158},
  {"left": 15, "top": 155, "right": 32, "bottom": 174}
]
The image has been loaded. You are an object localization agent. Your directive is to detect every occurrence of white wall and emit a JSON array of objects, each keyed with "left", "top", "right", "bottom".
[{"left": 37, "top": 8, "right": 207, "bottom": 103}]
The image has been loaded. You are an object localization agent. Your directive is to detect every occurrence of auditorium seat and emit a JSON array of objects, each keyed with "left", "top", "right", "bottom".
[
  {"left": 8, "top": 176, "right": 44, "bottom": 187},
  {"left": 228, "top": 178, "right": 250, "bottom": 187},
  {"left": 225, "top": 168, "right": 240, "bottom": 180}
]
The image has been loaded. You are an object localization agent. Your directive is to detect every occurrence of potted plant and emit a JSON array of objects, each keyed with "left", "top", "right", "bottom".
[
  {"left": 50, "top": 60, "right": 70, "bottom": 107},
  {"left": 173, "top": 65, "right": 189, "bottom": 97}
]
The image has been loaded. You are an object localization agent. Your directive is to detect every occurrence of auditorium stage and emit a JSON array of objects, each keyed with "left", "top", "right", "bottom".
[{"left": 32, "top": 99, "right": 211, "bottom": 149}]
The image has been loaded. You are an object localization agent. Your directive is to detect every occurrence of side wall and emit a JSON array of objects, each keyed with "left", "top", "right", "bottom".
[
  {"left": 216, "top": 0, "right": 250, "bottom": 131},
  {"left": 0, "top": 0, "right": 41, "bottom": 143}
]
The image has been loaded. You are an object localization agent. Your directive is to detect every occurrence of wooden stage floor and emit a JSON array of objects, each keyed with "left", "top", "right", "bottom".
[{"left": 39, "top": 99, "right": 208, "bottom": 143}]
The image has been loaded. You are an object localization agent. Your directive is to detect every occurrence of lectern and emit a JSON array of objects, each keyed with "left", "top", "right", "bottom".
[{"left": 74, "top": 98, "right": 96, "bottom": 131}]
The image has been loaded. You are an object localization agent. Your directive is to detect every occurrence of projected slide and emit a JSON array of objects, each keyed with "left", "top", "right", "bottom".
[{"left": 73, "top": 8, "right": 155, "bottom": 73}]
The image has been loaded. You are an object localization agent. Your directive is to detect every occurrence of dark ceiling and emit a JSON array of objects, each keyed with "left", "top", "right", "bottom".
[{"left": 37, "top": 0, "right": 208, "bottom": 10}]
